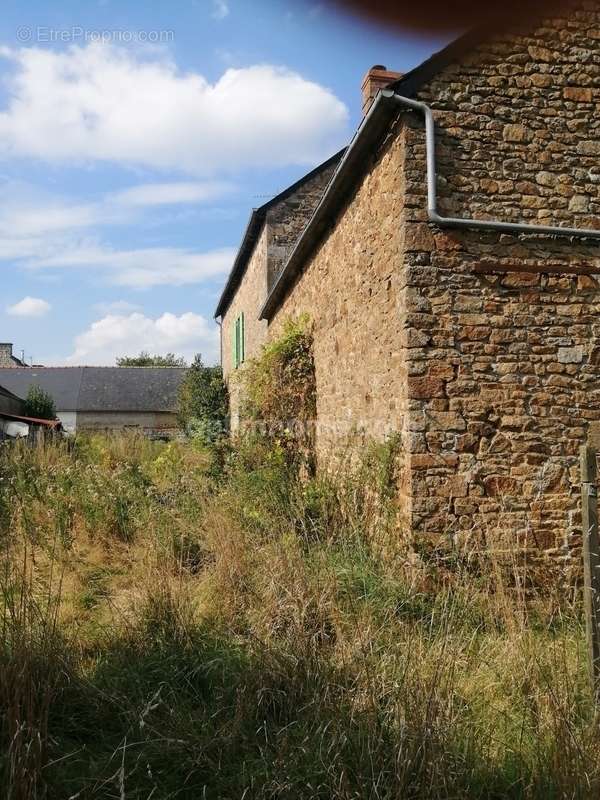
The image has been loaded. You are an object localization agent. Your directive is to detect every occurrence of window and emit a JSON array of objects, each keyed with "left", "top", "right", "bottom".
[{"left": 232, "top": 312, "right": 245, "bottom": 368}]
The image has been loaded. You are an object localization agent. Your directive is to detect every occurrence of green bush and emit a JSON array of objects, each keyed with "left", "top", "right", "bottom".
[
  {"left": 24, "top": 384, "right": 56, "bottom": 420},
  {"left": 178, "top": 354, "right": 228, "bottom": 443}
]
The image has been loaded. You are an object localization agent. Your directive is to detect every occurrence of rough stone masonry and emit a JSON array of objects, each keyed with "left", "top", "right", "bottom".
[
  {"left": 399, "top": 0, "right": 600, "bottom": 557},
  {"left": 221, "top": 0, "right": 600, "bottom": 561}
]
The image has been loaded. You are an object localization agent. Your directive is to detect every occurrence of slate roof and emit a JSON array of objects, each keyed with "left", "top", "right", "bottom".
[
  {"left": 214, "top": 149, "right": 345, "bottom": 319},
  {"left": 0, "top": 367, "right": 187, "bottom": 413},
  {"left": 259, "top": 18, "right": 551, "bottom": 319}
]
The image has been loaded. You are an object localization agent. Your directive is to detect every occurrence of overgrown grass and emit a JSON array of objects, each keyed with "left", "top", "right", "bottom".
[{"left": 0, "top": 433, "right": 598, "bottom": 799}]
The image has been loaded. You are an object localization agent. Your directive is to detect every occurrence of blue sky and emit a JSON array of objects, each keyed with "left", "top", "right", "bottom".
[{"left": 0, "top": 0, "right": 448, "bottom": 365}]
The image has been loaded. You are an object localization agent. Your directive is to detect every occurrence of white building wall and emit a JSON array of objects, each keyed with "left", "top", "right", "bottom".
[
  {"left": 57, "top": 411, "right": 78, "bottom": 433},
  {"left": 75, "top": 410, "right": 178, "bottom": 434}
]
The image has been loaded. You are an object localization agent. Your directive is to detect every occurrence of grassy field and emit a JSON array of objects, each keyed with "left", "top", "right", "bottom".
[{"left": 0, "top": 433, "right": 599, "bottom": 799}]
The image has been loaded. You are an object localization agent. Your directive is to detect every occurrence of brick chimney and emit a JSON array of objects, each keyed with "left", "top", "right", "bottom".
[{"left": 361, "top": 65, "right": 403, "bottom": 116}]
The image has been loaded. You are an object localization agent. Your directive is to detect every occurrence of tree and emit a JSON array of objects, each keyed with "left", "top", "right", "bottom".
[
  {"left": 178, "top": 354, "right": 228, "bottom": 442},
  {"left": 24, "top": 385, "right": 56, "bottom": 420},
  {"left": 116, "top": 352, "right": 187, "bottom": 367}
]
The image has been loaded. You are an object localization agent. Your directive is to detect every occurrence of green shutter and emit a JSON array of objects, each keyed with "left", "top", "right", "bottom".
[
  {"left": 231, "top": 313, "right": 245, "bottom": 369},
  {"left": 240, "top": 312, "right": 245, "bottom": 363}
]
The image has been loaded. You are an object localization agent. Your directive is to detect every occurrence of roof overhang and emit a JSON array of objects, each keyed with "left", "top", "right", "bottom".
[
  {"left": 214, "top": 149, "right": 346, "bottom": 319},
  {"left": 260, "top": 91, "right": 401, "bottom": 320}
]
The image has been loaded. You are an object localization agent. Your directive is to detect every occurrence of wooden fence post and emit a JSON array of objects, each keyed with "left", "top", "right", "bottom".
[{"left": 581, "top": 445, "right": 600, "bottom": 699}]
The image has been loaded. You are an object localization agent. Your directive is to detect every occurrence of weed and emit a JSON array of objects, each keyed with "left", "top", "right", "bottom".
[{"left": 0, "top": 433, "right": 598, "bottom": 798}]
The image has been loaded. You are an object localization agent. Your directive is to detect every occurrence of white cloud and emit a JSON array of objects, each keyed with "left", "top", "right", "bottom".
[
  {"left": 0, "top": 178, "right": 233, "bottom": 241},
  {"left": 0, "top": 177, "right": 236, "bottom": 288},
  {"left": 6, "top": 296, "right": 51, "bottom": 317},
  {"left": 211, "top": 0, "right": 230, "bottom": 20},
  {"left": 29, "top": 243, "right": 235, "bottom": 288},
  {"left": 0, "top": 43, "right": 348, "bottom": 174},
  {"left": 66, "top": 311, "right": 218, "bottom": 364},
  {"left": 111, "top": 181, "right": 233, "bottom": 207}
]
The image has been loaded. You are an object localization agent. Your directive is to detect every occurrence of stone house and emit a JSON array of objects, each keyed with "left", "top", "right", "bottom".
[
  {"left": 0, "top": 367, "right": 186, "bottom": 435},
  {"left": 215, "top": 151, "right": 343, "bottom": 426},
  {"left": 215, "top": 1, "right": 600, "bottom": 555},
  {"left": 0, "top": 343, "right": 27, "bottom": 367}
]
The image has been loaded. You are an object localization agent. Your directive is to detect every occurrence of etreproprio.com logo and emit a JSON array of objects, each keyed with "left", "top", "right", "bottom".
[{"left": 16, "top": 26, "right": 175, "bottom": 44}]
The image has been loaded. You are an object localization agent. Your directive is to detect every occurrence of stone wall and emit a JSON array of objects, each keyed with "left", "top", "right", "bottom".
[
  {"left": 269, "top": 124, "right": 415, "bottom": 526},
  {"left": 222, "top": 160, "right": 340, "bottom": 429},
  {"left": 0, "top": 344, "right": 19, "bottom": 367},
  {"left": 264, "top": 1, "right": 600, "bottom": 555},
  {"left": 223, "top": 0, "right": 600, "bottom": 557},
  {"left": 76, "top": 410, "right": 178, "bottom": 434},
  {"left": 399, "top": 0, "right": 600, "bottom": 555},
  {"left": 222, "top": 225, "right": 269, "bottom": 429}
]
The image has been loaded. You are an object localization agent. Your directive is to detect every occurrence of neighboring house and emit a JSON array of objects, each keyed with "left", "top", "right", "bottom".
[
  {"left": 0, "top": 343, "right": 27, "bottom": 367},
  {"left": 216, "top": 2, "right": 600, "bottom": 553},
  {"left": 0, "top": 367, "right": 187, "bottom": 435}
]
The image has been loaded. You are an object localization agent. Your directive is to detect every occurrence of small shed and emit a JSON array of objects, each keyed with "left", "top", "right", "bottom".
[
  {"left": 0, "top": 383, "right": 26, "bottom": 416},
  {"left": 0, "top": 411, "right": 62, "bottom": 442}
]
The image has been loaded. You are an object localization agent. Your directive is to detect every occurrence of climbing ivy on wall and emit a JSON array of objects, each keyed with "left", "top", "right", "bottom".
[{"left": 241, "top": 315, "right": 316, "bottom": 467}]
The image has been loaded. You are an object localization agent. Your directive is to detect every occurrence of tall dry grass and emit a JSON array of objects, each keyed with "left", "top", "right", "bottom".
[{"left": 0, "top": 433, "right": 598, "bottom": 799}]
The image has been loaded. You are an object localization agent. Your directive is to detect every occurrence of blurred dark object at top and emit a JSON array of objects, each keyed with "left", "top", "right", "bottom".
[{"left": 323, "top": 0, "right": 567, "bottom": 32}]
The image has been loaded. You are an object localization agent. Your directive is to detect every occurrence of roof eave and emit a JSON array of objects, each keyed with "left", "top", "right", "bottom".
[
  {"left": 214, "top": 208, "right": 266, "bottom": 319},
  {"left": 259, "top": 14, "right": 554, "bottom": 321},
  {"left": 214, "top": 148, "right": 347, "bottom": 320},
  {"left": 259, "top": 91, "right": 401, "bottom": 321}
]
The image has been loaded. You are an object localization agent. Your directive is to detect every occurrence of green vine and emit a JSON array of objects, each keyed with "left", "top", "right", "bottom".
[{"left": 241, "top": 315, "right": 316, "bottom": 468}]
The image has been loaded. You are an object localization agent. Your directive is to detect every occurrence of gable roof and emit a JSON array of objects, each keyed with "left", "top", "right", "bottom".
[
  {"left": 259, "top": 14, "right": 557, "bottom": 320},
  {"left": 78, "top": 367, "right": 186, "bottom": 412},
  {"left": 214, "top": 148, "right": 345, "bottom": 319},
  {"left": 260, "top": 93, "right": 403, "bottom": 319},
  {"left": 0, "top": 367, "right": 187, "bottom": 413},
  {"left": 0, "top": 368, "right": 84, "bottom": 409}
]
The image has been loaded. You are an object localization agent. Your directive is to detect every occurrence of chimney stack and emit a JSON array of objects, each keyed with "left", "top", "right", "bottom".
[
  {"left": 0, "top": 343, "right": 15, "bottom": 367},
  {"left": 361, "top": 65, "right": 403, "bottom": 116}
]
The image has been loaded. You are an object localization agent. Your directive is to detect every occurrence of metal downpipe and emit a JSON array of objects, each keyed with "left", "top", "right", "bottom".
[{"left": 385, "top": 90, "right": 600, "bottom": 240}]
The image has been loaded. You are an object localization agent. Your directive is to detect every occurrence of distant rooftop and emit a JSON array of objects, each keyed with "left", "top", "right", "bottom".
[{"left": 0, "top": 366, "right": 187, "bottom": 412}]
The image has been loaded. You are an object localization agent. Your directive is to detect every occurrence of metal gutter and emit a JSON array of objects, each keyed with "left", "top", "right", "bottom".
[
  {"left": 260, "top": 88, "right": 600, "bottom": 321},
  {"left": 391, "top": 91, "right": 600, "bottom": 239}
]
